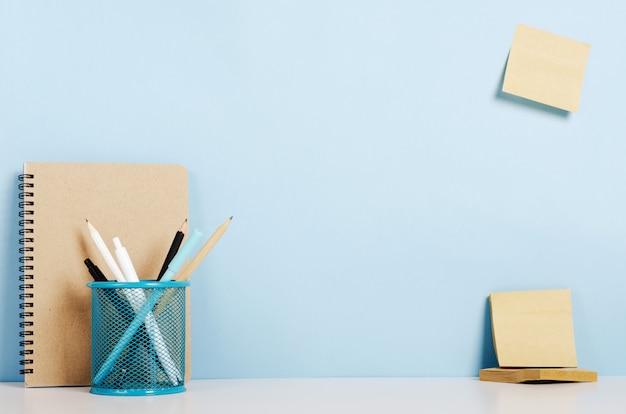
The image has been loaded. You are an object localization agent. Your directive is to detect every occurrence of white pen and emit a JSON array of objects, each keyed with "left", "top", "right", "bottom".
[
  {"left": 113, "top": 237, "right": 140, "bottom": 282},
  {"left": 86, "top": 220, "right": 126, "bottom": 282}
]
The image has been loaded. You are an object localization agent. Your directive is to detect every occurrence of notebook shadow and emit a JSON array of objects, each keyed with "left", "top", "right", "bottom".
[
  {"left": 1, "top": 172, "right": 25, "bottom": 379},
  {"left": 495, "top": 53, "right": 570, "bottom": 118}
]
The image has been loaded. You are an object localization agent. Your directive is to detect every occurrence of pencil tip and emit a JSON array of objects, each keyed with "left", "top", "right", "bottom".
[{"left": 229, "top": 216, "right": 233, "bottom": 220}]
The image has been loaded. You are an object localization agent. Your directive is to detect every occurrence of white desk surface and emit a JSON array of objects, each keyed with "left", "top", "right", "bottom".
[{"left": 3, "top": 377, "right": 625, "bottom": 414}]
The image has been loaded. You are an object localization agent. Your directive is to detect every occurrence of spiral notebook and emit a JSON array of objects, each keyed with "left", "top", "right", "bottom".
[{"left": 19, "top": 162, "right": 190, "bottom": 387}]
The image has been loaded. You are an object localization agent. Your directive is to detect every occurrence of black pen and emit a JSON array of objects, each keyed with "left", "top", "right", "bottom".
[
  {"left": 84, "top": 258, "right": 108, "bottom": 282},
  {"left": 156, "top": 219, "right": 187, "bottom": 280}
]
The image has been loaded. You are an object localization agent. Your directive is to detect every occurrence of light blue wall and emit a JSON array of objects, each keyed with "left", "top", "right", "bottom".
[{"left": 2, "top": 1, "right": 626, "bottom": 381}]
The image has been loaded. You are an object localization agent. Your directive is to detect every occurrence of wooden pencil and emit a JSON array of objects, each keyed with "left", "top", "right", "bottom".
[{"left": 176, "top": 216, "right": 232, "bottom": 281}]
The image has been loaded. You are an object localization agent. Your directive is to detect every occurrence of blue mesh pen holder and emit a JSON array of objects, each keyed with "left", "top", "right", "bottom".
[{"left": 88, "top": 280, "right": 189, "bottom": 396}]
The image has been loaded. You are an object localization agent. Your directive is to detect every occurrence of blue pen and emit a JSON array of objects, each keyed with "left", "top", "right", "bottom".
[
  {"left": 93, "top": 229, "right": 204, "bottom": 385},
  {"left": 159, "top": 228, "right": 204, "bottom": 282}
]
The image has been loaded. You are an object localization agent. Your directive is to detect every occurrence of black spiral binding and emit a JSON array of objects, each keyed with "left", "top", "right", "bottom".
[{"left": 18, "top": 173, "right": 34, "bottom": 375}]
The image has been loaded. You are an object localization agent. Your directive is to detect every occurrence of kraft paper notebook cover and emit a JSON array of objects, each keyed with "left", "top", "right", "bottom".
[{"left": 18, "top": 162, "right": 191, "bottom": 387}]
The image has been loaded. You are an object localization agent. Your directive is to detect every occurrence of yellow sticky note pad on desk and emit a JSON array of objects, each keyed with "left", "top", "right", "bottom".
[
  {"left": 502, "top": 24, "right": 591, "bottom": 112},
  {"left": 490, "top": 289, "right": 578, "bottom": 368}
]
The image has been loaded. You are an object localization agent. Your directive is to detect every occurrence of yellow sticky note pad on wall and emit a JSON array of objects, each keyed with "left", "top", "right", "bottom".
[{"left": 502, "top": 24, "right": 591, "bottom": 112}]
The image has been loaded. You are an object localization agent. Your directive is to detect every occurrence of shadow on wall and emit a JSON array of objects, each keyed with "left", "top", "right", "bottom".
[
  {"left": 0, "top": 171, "right": 23, "bottom": 381},
  {"left": 480, "top": 297, "right": 498, "bottom": 370},
  {"left": 495, "top": 53, "right": 570, "bottom": 118}
]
